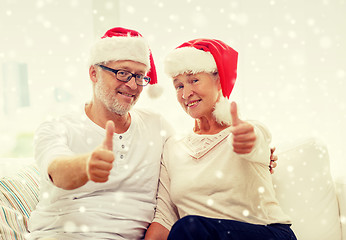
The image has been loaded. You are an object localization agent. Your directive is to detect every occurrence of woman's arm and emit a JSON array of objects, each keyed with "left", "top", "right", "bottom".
[
  {"left": 144, "top": 222, "right": 169, "bottom": 240},
  {"left": 145, "top": 140, "right": 180, "bottom": 239}
]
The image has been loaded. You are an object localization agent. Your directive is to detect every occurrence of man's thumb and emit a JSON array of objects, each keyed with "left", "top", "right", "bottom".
[
  {"left": 230, "top": 101, "right": 240, "bottom": 126},
  {"left": 103, "top": 120, "right": 115, "bottom": 151}
]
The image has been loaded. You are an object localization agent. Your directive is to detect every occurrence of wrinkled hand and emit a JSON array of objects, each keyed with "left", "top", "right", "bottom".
[
  {"left": 86, "top": 120, "right": 115, "bottom": 182},
  {"left": 230, "top": 102, "right": 256, "bottom": 154},
  {"left": 269, "top": 147, "right": 278, "bottom": 174}
]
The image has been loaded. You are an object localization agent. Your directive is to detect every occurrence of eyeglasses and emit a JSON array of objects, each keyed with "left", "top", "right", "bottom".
[{"left": 96, "top": 64, "right": 151, "bottom": 86}]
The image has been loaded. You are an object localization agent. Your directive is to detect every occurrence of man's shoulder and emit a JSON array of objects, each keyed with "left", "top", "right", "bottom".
[
  {"left": 37, "top": 107, "right": 86, "bottom": 131},
  {"left": 132, "top": 108, "right": 175, "bottom": 136},
  {"left": 132, "top": 107, "right": 167, "bottom": 125}
]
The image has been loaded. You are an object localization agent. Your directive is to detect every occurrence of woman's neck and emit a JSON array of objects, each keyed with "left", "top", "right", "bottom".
[{"left": 193, "top": 116, "right": 229, "bottom": 135}]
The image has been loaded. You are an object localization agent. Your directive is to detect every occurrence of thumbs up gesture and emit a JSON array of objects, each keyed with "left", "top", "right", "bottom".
[
  {"left": 230, "top": 102, "right": 256, "bottom": 154},
  {"left": 86, "top": 120, "right": 115, "bottom": 183}
]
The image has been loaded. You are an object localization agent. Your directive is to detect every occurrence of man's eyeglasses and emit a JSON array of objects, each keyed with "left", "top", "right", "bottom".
[{"left": 96, "top": 64, "right": 151, "bottom": 86}]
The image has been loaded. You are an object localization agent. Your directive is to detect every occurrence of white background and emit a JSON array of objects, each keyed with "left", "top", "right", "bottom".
[{"left": 0, "top": 0, "right": 345, "bottom": 177}]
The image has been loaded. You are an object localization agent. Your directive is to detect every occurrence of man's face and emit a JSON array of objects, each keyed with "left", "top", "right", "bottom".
[{"left": 94, "top": 60, "right": 147, "bottom": 115}]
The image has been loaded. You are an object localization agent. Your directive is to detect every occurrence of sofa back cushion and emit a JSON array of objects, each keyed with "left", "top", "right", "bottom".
[
  {"left": 0, "top": 164, "right": 40, "bottom": 240},
  {"left": 273, "top": 138, "right": 341, "bottom": 240}
]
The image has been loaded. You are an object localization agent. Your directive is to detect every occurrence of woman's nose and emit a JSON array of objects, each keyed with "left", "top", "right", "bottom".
[{"left": 182, "top": 86, "right": 193, "bottom": 99}]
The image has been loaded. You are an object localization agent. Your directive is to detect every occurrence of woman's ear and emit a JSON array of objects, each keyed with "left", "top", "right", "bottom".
[
  {"left": 217, "top": 77, "right": 223, "bottom": 91},
  {"left": 218, "top": 81, "right": 222, "bottom": 91},
  {"left": 89, "top": 65, "right": 98, "bottom": 83},
  {"left": 213, "top": 73, "right": 222, "bottom": 91}
]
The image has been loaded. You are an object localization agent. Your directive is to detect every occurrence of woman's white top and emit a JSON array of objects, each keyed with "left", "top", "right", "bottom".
[{"left": 153, "top": 122, "right": 291, "bottom": 230}]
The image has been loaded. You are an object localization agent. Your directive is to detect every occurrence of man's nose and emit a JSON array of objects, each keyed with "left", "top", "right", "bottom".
[{"left": 125, "top": 76, "right": 138, "bottom": 90}]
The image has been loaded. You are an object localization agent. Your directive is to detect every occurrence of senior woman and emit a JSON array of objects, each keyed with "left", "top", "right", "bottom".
[{"left": 145, "top": 39, "right": 297, "bottom": 240}]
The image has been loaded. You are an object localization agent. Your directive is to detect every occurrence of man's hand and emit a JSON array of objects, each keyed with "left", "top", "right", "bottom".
[
  {"left": 269, "top": 147, "right": 278, "bottom": 174},
  {"left": 230, "top": 102, "right": 256, "bottom": 154},
  {"left": 87, "top": 120, "right": 115, "bottom": 182}
]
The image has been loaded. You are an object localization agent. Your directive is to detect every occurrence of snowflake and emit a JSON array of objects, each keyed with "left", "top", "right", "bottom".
[
  {"left": 160, "top": 130, "right": 167, "bottom": 137},
  {"left": 242, "top": 209, "right": 249, "bottom": 217},
  {"left": 42, "top": 191, "right": 50, "bottom": 199},
  {"left": 258, "top": 186, "right": 265, "bottom": 194},
  {"left": 80, "top": 224, "right": 90, "bottom": 232},
  {"left": 287, "top": 165, "right": 294, "bottom": 172},
  {"left": 207, "top": 199, "right": 214, "bottom": 206},
  {"left": 215, "top": 170, "right": 224, "bottom": 179},
  {"left": 341, "top": 216, "right": 346, "bottom": 224},
  {"left": 126, "top": 6, "right": 135, "bottom": 14}
]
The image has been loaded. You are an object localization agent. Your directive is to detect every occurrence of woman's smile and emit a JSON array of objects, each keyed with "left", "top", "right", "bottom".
[{"left": 186, "top": 99, "right": 202, "bottom": 108}]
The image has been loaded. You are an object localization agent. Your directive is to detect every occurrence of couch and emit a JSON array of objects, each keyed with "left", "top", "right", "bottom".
[{"left": 0, "top": 137, "right": 345, "bottom": 240}]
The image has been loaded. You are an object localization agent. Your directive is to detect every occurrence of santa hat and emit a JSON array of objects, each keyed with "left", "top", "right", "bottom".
[
  {"left": 164, "top": 39, "right": 238, "bottom": 125},
  {"left": 164, "top": 38, "right": 238, "bottom": 98},
  {"left": 88, "top": 27, "right": 157, "bottom": 84}
]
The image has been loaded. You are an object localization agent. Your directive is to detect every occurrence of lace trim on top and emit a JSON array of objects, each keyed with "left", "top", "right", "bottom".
[{"left": 183, "top": 128, "right": 231, "bottom": 160}]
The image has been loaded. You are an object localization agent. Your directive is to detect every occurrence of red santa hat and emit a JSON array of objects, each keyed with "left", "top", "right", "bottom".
[
  {"left": 88, "top": 27, "right": 157, "bottom": 84},
  {"left": 164, "top": 38, "right": 238, "bottom": 98}
]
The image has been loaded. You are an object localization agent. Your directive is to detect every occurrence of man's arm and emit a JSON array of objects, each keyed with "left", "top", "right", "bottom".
[
  {"left": 48, "top": 154, "right": 89, "bottom": 190},
  {"left": 144, "top": 222, "right": 169, "bottom": 240},
  {"left": 48, "top": 121, "right": 115, "bottom": 190}
]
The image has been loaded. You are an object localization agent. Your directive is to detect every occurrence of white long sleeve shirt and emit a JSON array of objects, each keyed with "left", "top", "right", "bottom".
[{"left": 153, "top": 122, "right": 291, "bottom": 230}]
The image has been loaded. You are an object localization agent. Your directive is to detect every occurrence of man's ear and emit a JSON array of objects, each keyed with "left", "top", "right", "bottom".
[{"left": 89, "top": 65, "right": 98, "bottom": 83}]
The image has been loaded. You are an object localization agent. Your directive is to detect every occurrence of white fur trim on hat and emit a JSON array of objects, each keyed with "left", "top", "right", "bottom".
[
  {"left": 164, "top": 47, "right": 217, "bottom": 77},
  {"left": 146, "top": 84, "right": 164, "bottom": 99},
  {"left": 88, "top": 36, "right": 150, "bottom": 70},
  {"left": 212, "top": 96, "right": 231, "bottom": 125}
]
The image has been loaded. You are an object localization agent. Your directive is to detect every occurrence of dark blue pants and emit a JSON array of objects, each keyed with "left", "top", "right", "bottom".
[{"left": 167, "top": 215, "right": 297, "bottom": 240}]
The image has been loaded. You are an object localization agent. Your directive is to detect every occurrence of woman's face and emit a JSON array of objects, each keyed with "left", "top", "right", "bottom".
[{"left": 173, "top": 72, "right": 221, "bottom": 119}]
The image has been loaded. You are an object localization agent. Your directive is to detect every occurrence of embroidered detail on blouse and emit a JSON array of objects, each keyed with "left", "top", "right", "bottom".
[{"left": 183, "top": 128, "right": 231, "bottom": 160}]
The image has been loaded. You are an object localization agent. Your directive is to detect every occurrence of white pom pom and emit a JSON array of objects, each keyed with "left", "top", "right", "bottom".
[
  {"left": 212, "top": 97, "right": 231, "bottom": 125},
  {"left": 146, "top": 84, "right": 164, "bottom": 99}
]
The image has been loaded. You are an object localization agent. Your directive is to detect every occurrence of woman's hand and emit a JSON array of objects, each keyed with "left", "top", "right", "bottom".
[{"left": 230, "top": 102, "right": 256, "bottom": 154}]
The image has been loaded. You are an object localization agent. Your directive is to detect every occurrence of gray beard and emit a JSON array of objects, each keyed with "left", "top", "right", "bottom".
[{"left": 94, "top": 78, "right": 137, "bottom": 116}]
